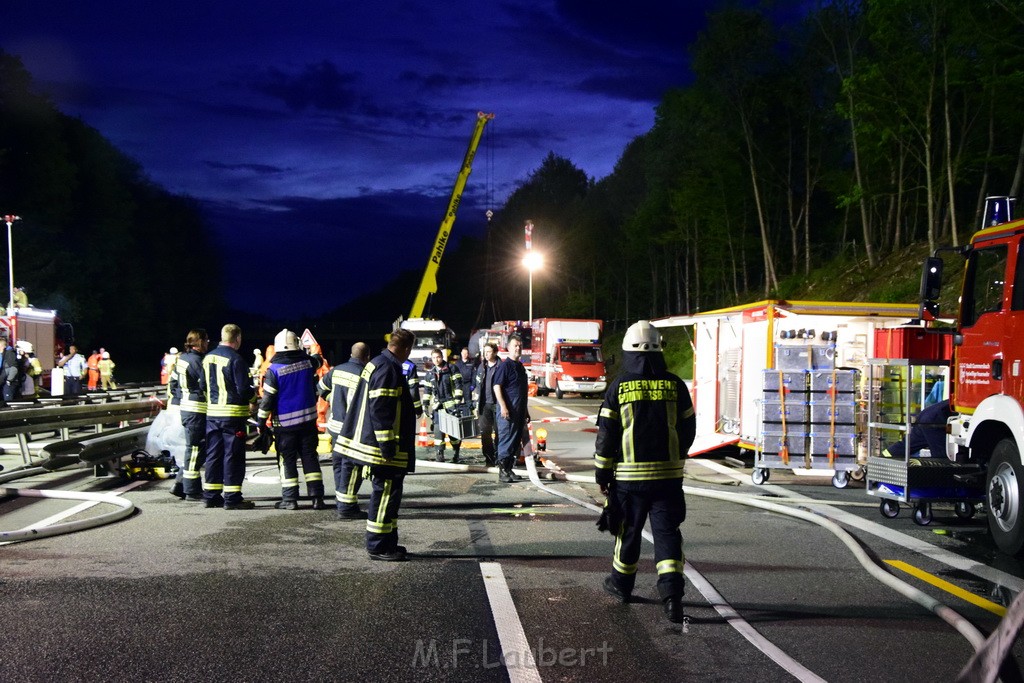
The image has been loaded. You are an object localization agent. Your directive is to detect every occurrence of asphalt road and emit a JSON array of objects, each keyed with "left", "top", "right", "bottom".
[{"left": 2, "top": 394, "right": 1023, "bottom": 681}]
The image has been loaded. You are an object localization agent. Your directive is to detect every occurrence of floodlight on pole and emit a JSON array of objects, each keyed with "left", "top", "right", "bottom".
[
  {"left": 3, "top": 215, "right": 20, "bottom": 312},
  {"left": 522, "top": 249, "right": 543, "bottom": 323}
]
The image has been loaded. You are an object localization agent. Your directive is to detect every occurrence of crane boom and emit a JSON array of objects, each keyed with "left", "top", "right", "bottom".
[{"left": 407, "top": 111, "right": 494, "bottom": 318}]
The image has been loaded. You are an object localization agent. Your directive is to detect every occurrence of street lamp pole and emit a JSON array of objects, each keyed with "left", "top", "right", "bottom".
[
  {"left": 522, "top": 249, "right": 543, "bottom": 323},
  {"left": 3, "top": 215, "right": 19, "bottom": 311}
]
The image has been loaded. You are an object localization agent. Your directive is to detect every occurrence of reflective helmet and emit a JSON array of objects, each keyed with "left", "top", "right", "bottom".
[
  {"left": 274, "top": 328, "right": 300, "bottom": 352},
  {"left": 169, "top": 347, "right": 179, "bottom": 355},
  {"left": 621, "top": 320, "right": 663, "bottom": 352}
]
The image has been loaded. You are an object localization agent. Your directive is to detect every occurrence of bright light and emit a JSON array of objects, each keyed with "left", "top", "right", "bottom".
[{"left": 522, "top": 250, "right": 544, "bottom": 271}]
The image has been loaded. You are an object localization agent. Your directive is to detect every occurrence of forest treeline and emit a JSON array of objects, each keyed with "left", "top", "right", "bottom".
[
  {"left": 450, "top": 0, "right": 1024, "bottom": 335},
  {"left": 3, "top": 0, "right": 1024, "bottom": 361},
  {"left": 0, "top": 52, "right": 222, "bottom": 359}
]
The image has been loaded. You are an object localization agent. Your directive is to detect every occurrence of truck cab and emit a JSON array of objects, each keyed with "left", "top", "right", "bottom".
[
  {"left": 531, "top": 318, "right": 607, "bottom": 399},
  {"left": 400, "top": 318, "right": 455, "bottom": 372},
  {"left": 925, "top": 196, "right": 1024, "bottom": 554}
]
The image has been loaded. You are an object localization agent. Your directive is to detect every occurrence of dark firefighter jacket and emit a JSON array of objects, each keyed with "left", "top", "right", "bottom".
[
  {"left": 594, "top": 351, "right": 696, "bottom": 484},
  {"left": 335, "top": 348, "right": 416, "bottom": 472},
  {"left": 318, "top": 356, "right": 366, "bottom": 435},
  {"left": 423, "top": 361, "right": 463, "bottom": 412},
  {"left": 202, "top": 344, "right": 254, "bottom": 419},
  {"left": 258, "top": 349, "right": 318, "bottom": 430},
  {"left": 174, "top": 349, "right": 207, "bottom": 415}
]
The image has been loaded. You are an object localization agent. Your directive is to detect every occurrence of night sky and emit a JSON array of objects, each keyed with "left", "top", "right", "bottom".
[{"left": 6, "top": 1, "right": 723, "bottom": 316}]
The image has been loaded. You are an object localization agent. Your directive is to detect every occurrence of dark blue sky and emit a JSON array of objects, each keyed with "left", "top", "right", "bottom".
[{"left": 5, "top": 1, "right": 724, "bottom": 315}]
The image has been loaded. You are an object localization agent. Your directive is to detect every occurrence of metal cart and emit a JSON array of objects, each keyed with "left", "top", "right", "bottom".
[
  {"left": 753, "top": 364, "right": 862, "bottom": 488},
  {"left": 865, "top": 358, "right": 984, "bottom": 524}
]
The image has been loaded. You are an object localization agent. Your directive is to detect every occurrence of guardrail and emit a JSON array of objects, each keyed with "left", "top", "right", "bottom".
[{"left": 0, "top": 397, "right": 162, "bottom": 465}]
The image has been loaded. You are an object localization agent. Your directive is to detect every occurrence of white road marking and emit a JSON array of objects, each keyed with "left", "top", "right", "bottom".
[{"left": 479, "top": 562, "right": 543, "bottom": 683}]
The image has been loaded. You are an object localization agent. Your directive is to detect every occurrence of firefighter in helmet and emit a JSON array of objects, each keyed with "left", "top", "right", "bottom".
[
  {"left": 595, "top": 320, "right": 695, "bottom": 623},
  {"left": 258, "top": 329, "right": 325, "bottom": 510}
]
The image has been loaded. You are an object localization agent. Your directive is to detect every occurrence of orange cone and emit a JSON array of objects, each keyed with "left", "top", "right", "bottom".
[{"left": 417, "top": 416, "right": 433, "bottom": 448}]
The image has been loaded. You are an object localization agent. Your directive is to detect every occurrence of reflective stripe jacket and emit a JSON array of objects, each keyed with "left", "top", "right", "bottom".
[
  {"left": 594, "top": 351, "right": 696, "bottom": 483},
  {"left": 335, "top": 348, "right": 415, "bottom": 471},
  {"left": 258, "top": 349, "right": 318, "bottom": 430},
  {"left": 174, "top": 349, "right": 207, "bottom": 414},
  {"left": 423, "top": 361, "right": 463, "bottom": 412},
  {"left": 202, "top": 344, "right": 254, "bottom": 419},
  {"left": 318, "top": 356, "right": 365, "bottom": 435}
]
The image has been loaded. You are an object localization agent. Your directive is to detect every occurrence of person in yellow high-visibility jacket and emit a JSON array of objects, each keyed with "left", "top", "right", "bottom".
[{"left": 98, "top": 351, "right": 116, "bottom": 390}]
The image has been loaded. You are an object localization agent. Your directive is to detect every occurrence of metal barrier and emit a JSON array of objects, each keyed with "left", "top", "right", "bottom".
[{"left": 0, "top": 397, "right": 162, "bottom": 464}]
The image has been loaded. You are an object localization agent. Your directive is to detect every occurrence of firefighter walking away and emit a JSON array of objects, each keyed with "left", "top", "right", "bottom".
[{"left": 594, "top": 320, "right": 696, "bottom": 623}]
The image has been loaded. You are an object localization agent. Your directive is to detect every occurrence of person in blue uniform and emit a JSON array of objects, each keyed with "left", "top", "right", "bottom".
[
  {"left": 259, "top": 329, "right": 325, "bottom": 510},
  {"left": 493, "top": 335, "right": 529, "bottom": 483}
]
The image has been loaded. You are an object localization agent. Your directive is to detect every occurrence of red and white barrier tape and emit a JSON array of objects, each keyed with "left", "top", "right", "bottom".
[{"left": 534, "top": 415, "right": 597, "bottom": 424}]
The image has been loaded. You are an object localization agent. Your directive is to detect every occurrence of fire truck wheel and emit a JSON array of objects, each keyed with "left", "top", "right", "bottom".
[
  {"left": 555, "top": 387, "right": 564, "bottom": 400},
  {"left": 986, "top": 438, "right": 1024, "bottom": 556}
]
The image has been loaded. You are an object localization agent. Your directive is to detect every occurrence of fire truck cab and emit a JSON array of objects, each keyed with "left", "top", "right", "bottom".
[{"left": 922, "top": 196, "right": 1024, "bottom": 554}]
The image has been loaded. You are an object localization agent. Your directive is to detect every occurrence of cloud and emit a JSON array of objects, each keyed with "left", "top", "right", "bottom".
[
  {"left": 250, "top": 60, "right": 361, "bottom": 112},
  {"left": 203, "top": 161, "right": 290, "bottom": 175}
]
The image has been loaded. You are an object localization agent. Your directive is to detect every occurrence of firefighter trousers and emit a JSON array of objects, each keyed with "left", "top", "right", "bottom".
[
  {"left": 204, "top": 417, "right": 247, "bottom": 506},
  {"left": 608, "top": 479, "right": 687, "bottom": 600},
  {"left": 275, "top": 425, "right": 324, "bottom": 501},
  {"left": 180, "top": 411, "right": 207, "bottom": 497},
  {"left": 365, "top": 466, "right": 405, "bottom": 555},
  {"left": 332, "top": 451, "right": 365, "bottom": 512}
]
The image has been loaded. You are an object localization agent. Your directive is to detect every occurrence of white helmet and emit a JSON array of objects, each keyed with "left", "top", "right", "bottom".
[
  {"left": 622, "top": 320, "right": 663, "bottom": 352},
  {"left": 169, "top": 347, "right": 179, "bottom": 355},
  {"left": 16, "top": 340, "right": 32, "bottom": 354},
  {"left": 274, "top": 328, "right": 300, "bottom": 352}
]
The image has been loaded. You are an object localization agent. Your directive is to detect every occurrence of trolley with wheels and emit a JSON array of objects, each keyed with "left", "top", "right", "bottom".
[
  {"left": 865, "top": 358, "right": 984, "bottom": 525},
  {"left": 753, "top": 364, "right": 862, "bottom": 489}
]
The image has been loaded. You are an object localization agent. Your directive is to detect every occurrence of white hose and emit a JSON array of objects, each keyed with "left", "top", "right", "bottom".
[
  {"left": 533, "top": 464, "right": 986, "bottom": 652},
  {"left": 0, "top": 487, "right": 136, "bottom": 544}
]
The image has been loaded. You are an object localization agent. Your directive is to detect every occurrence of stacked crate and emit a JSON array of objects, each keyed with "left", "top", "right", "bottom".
[{"left": 760, "top": 342, "right": 858, "bottom": 469}]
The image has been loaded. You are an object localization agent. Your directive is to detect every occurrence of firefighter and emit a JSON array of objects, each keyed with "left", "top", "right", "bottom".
[
  {"left": 335, "top": 328, "right": 416, "bottom": 561},
  {"left": 258, "top": 329, "right": 325, "bottom": 510},
  {"left": 16, "top": 341, "right": 42, "bottom": 399},
  {"left": 202, "top": 324, "right": 256, "bottom": 510},
  {"left": 320, "top": 342, "right": 371, "bottom": 519},
  {"left": 98, "top": 351, "right": 116, "bottom": 390},
  {"left": 423, "top": 347, "right": 464, "bottom": 463},
  {"left": 595, "top": 320, "right": 695, "bottom": 624},
  {"left": 175, "top": 329, "right": 209, "bottom": 501}
]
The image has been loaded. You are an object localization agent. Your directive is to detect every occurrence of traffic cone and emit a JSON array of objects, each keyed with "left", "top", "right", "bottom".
[{"left": 417, "top": 416, "right": 433, "bottom": 448}]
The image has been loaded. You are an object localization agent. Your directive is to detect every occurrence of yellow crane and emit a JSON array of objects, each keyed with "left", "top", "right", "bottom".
[{"left": 395, "top": 111, "right": 494, "bottom": 365}]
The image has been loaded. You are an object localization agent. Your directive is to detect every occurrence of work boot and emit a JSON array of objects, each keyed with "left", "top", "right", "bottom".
[
  {"left": 185, "top": 494, "right": 204, "bottom": 502},
  {"left": 498, "top": 469, "right": 515, "bottom": 484},
  {"left": 662, "top": 596, "right": 685, "bottom": 623},
  {"left": 452, "top": 447, "right": 461, "bottom": 464},
  {"left": 603, "top": 575, "right": 630, "bottom": 603},
  {"left": 310, "top": 497, "right": 326, "bottom": 510},
  {"left": 225, "top": 500, "right": 256, "bottom": 510},
  {"left": 204, "top": 496, "right": 225, "bottom": 509},
  {"left": 368, "top": 547, "right": 408, "bottom": 562},
  {"left": 435, "top": 446, "right": 445, "bottom": 463},
  {"left": 275, "top": 500, "right": 299, "bottom": 510},
  {"left": 170, "top": 481, "right": 185, "bottom": 499},
  {"left": 336, "top": 508, "right": 368, "bottom": 520}
]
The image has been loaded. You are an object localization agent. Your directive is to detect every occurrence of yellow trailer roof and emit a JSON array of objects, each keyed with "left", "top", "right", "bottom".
[{"left": 651, "top": 299, "right": 920, "bottom": 328}]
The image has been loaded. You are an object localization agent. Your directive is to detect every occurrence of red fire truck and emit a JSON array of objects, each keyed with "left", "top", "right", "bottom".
[
  {"left": 0, "top": 307, "right": 73, "bottom": 390},
  {"left": 918, "top": 195, "right": 1024, "bottom": 554}
]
